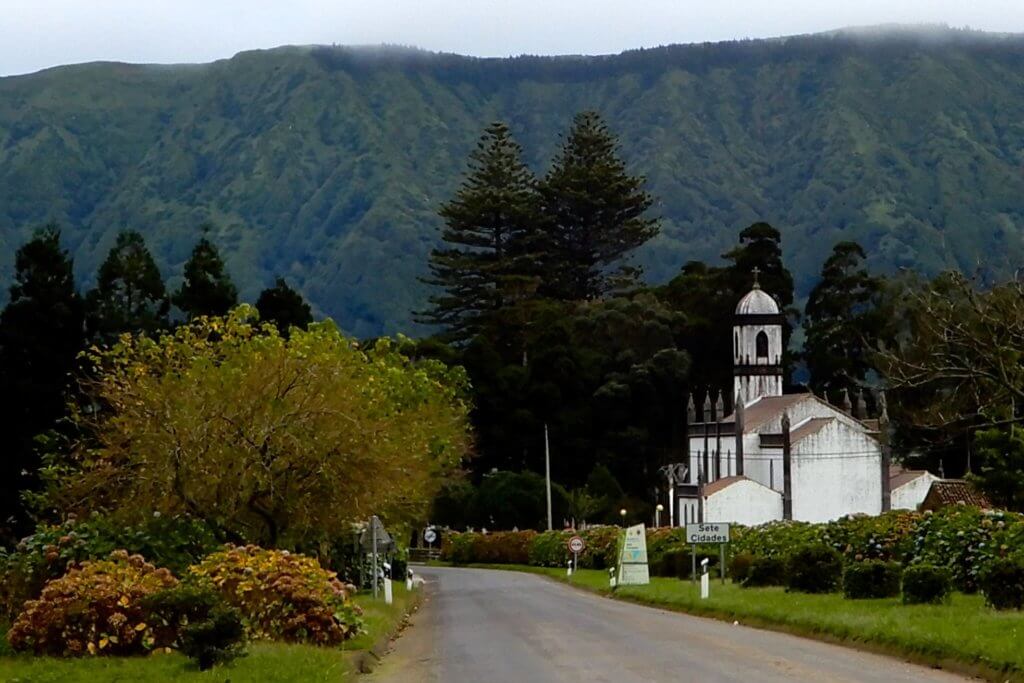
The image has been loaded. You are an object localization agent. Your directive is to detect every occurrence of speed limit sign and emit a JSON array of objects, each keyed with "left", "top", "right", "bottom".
[{"left": 567, "top": 536, "right": 585, "bottom": 554}]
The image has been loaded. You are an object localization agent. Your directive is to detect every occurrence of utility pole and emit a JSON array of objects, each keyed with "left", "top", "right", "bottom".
[{"left": 545, "top": 423, "right": 553, "bottom": 531}]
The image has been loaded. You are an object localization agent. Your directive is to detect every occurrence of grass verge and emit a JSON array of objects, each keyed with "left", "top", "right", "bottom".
[
  {"left": 445, "top": 563, "right": 1024, "bottom": 683},
  {"left": 0, "top": 581, "right": 419, "bottom": 682}
]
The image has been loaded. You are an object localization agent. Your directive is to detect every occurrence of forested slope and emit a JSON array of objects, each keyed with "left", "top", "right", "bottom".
[{"left": 2, "top": 27, "right": 1023, "bottom": 335}]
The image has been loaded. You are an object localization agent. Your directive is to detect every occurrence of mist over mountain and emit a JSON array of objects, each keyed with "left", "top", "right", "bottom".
[{"left": 2, "top": 26, "right": 1023, "bottom": 336}]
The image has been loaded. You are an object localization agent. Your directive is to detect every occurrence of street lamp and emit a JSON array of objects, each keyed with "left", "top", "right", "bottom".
[
  {"left": 619, "top": 508, "right": 627, "bottom": 526},
  {"left": 655, "top": 503, "right": 664, "bottom": 527}
]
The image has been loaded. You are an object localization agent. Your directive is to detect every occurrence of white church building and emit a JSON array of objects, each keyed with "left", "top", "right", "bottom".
[{"left": 673, "top": 279, "right": 891, "bottom": 526}]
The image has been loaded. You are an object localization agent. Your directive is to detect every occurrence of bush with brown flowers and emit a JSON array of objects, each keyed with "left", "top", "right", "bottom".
[
  {"left": 7, "top": 551, "right": 178, "bottom": 656},
  {"left": 189, "top": 545, "right": 362, "bottom": 645}
]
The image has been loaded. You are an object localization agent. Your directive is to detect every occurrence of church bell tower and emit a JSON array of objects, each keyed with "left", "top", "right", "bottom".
[{"left": 733, "top": 269, "right": 784, "bottom": 405}]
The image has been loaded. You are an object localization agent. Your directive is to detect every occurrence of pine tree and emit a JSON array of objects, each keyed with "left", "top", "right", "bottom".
[
  {"left": 721, "top": 222, "right": 795, "bottom": 310},
  {"left": 0, "top": 227, "right": 85, "bottom": 537},
  {"left": 256, "top": 277, "right": 313, "bottom": 335},
  {"left": 172, "top": 231, "right": 238, "bottom": 319},
  {"left": 420, "top": 121, "right": 540, "bottom": 343},
  {"left": 85, "top": 230, "right": 169, "bottom": 343},
  {"left": 538, "top": 111, "right": 658, "bottom": 301},
  {"left": 803, "top": 241, "right": 884, "bottom": 397}
]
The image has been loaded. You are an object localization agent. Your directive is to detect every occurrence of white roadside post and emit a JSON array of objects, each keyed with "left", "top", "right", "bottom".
[
  {"left": 700, "top": 558, "right": 710, "bottom": 599},
  {"left": 406, "top": 567, "right": 414, "bottom": 592},
  {"left": 382, "top": 562, "right": 393, "bottom": 605}
]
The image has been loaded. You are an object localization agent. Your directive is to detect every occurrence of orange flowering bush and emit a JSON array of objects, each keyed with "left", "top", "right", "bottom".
[
  {"left": 190, "top": 545, "right": 361, "bottom": 645},
  {"left": 7, "top": 551, "right": 178, "bottom": 656}
]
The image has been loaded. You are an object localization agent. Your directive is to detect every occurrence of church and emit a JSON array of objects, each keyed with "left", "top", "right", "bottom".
[{"left": 672, "top": 277, "right": 890, "bottom": 526}]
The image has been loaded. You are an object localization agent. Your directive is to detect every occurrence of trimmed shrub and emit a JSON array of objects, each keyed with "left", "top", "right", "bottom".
[
  {"left": 529, "top": 531, "right": 571, "bottom": 567},
  {"left": 181, "top": 606, "right": 246, "bottom": 670},
  {"left": 0, "top": 514, "right": 220, "bottom": 620},
  {"left": 472, "top": 531, "right": 536, "bottom": 564},
  {"left": 729, "top": 552, "right": 755, "bottom": 583},
  {"left": 439, "top": 532, "right": 474, "bottom": 565},
  {"left": 7, "top": 551, "right": 179, "bottom": 656},
  {"left": 901, "top": 564, "right": 952, "bottom": 605},
  {"left": 190, "top": 546, "right": 361, "bottom": 645},
  {"left": 786, "top": 545, "right": 843, "bottom": 593},
  {"left": 978, "top": 557, "right": 1024, "bottom": 610},
  {"left": 142, "top": 583, "right": 245, "bottom": 669},
  {"left": 742, "top": 556, "right": 787, "bottom": 587},
  {"left": 579, "top": 526, "right": 621, "bottom": 569},
  {"left": 842, "top": 561, "right": 902, "bottom": 599},
  {"left": 651, "top": 549, "right": 691, "bottom": 579}
]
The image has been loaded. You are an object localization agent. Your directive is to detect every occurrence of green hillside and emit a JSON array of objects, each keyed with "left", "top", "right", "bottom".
[{"left": 2, "top": 27, "right": 1024, "bottom": 336}]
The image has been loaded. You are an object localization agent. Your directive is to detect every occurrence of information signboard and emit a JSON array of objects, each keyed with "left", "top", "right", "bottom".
[
  {"left": 617, "top": 524, "right": 650, "bottom": 586},
  {"left": 685, "top": 522, "right": 731, "bottom": 545}
]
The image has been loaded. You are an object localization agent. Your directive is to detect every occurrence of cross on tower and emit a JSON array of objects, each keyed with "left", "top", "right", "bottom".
[{"left": 752, "top": 266, "right": 761, "bottom": 288}]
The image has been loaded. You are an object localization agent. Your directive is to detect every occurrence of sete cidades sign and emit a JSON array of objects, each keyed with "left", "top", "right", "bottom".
[{"left": 685, "top": 522, "right": 731, "bottom": 544}]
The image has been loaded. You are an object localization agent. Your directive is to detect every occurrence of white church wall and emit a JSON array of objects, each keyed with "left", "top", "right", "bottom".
[
  {"left": 791, "top": 421, "right": 882, "bottom": 522},
  {"left": 892, "top": 473, "right": 939, "bottom": 511},
  {"left": 704, "top": 480, "right": 782, "bottom": 525}
]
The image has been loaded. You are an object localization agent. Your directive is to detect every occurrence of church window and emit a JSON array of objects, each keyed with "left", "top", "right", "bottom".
[
  {"left": 756, "top": 331, "right": 769, "bottom": 359},
  {"left": 734, "top": 332, "right": 739, "bottom": 357}
]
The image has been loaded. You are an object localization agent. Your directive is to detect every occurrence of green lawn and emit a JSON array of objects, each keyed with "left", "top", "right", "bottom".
[
  {"left": 0, "top": 582, "right": 416, "bottom": 682},
  {"left": 464, "top": 564, "right": 1024, "bottom": 682}
]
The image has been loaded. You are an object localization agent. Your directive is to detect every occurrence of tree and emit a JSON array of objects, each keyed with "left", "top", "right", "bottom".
[
  {"left": 172, "top": 233, "right": 238, "bottom": 319},
  {"left": 45, "top": 307, "right": 470, "bottom": 547},
  {"left": 803, "top": 241, "right": 885, "bottom": 398},
  {"left": 972, "top": 426, "right": 1024, "bottom": 511},
  {"left": 538, "top": 111, "right": 658, "bottom": 301},
  {"left": 0, "top": 227, "right": 85, "bottom": 537},
  {"left": 85, "top": 230, "right": 169, "bottom": 343},
  {"left": 419, "top": 121, "right": 540, "bottom": 343},
  {"left": 256, "top": 278, "right": 313, "bottom": 335}
]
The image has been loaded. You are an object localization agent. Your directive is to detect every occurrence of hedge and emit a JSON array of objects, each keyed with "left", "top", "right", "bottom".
[
  {"left": 843, "top": 560, "right": 902, "bottom": 599},
  {"left": 437, "top": 507, "right": 1024, "bottom": 597}
]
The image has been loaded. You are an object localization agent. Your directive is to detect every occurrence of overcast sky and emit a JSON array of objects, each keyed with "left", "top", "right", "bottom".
[{"left": 4, "top": 0, "right": 1024, "bottom": 77}]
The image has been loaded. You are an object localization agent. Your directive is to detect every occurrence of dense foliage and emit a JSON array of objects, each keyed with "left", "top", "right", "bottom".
[
  {"left": 842, "top": 561, "right": 902, "bottom": 599},
  {"left": 0, "top": 514, "right": 220, "bottom": 620},
  {"left": 141, "top": 583, "right": 245, "bottom": 669},
  {"left": 901, "top": 564, "right": 952, "bottom": 605},
  {"left": 43, "top": 307, "right": 470, "bottom": 547},
  {"left": 190, "top": 546, "right": 361, "bottom": 644},
  {"left": 785, "top": 545, "right": 844, "bottom": 594},
  {"left": 978, "top": 557, "right": 1024, "bottom": 610},
  {"left": 7, "top": 551, "right": 179, "bottom": 656},
  {"left": 4, "top": 29, "right": 1024, "bottom": 337}
]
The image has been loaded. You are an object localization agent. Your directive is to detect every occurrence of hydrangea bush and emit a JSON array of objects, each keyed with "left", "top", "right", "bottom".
[
  {"left": 7, "top": 551, "right": 179, "bottom": 656},
  {"left": 190, "top": 545, "right": 362, "bottom": 645}
]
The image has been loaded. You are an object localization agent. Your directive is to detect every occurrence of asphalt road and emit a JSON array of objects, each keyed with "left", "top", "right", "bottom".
[{"left": 370, "top": 566, "right": 974, "bottom": 683}]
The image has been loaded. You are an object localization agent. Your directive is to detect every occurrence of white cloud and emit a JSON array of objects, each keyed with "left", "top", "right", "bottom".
[{"left": 3, "top": 0, "right": 1023, "bottom": 76}]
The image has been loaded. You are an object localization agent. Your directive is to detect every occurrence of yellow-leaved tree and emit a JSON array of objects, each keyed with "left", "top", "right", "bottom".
[{"left": 49, "top": 306, "right": 470, "bottom": 547}]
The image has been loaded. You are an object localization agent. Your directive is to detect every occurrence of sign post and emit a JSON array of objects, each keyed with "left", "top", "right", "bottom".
[
  {"left": 424, "top": 527, "right": 437, "bottom": 549},
  {"left": 685, "top": 522, "right": 731, "bottom": 586},
  {"left": 567, "top": 535, "right": 585, "bottom": 577}
]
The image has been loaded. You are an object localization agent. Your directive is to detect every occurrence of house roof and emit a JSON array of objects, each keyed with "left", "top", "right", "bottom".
[
  {"left": 702, "top": 475, "right": 779, "bottom": 498},
  {"left": 731, "top": 393, "right": 811, "bottom": 432},
  {"left": 922, "top": 480, "right": 992, "bottom": 510},
  {"left": 889, "top": 465, "right": 931, "bottom": 490},
  {"left": 790, "top": 417, "right": 833, "bottom": 444},
  {"left": 702, "top": 475, "right": 748, "bottom": 497}
]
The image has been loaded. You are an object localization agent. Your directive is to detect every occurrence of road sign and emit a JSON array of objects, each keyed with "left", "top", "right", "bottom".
[
  {"left": 686, "top": 522, "right": 731, "bottom": 544},
  {"left": 617, "top": 524, "right": 650, "bottom": 586},
  {"left": 567, "top": 536, "right": 585, "bottom": 554},
  {"left": 424, "top": 528, "right": 437, "bottom": 544}
]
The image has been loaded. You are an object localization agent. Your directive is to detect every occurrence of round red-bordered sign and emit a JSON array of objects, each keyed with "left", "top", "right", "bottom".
[{"left": 567, "top": 535, "right": 585, "bottom": 554}]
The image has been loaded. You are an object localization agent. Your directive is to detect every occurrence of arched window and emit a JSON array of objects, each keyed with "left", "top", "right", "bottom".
[
  {"left": 755, "top": 331, "right": 769, "bottom": 359},
  {"left": 734, "top": 331, "right": 739, "bottom": 358}
]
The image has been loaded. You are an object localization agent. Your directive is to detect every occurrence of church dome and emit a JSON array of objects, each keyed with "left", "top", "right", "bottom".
[{"left": 735, "top": 285, "right": 780, "bottom": 315}]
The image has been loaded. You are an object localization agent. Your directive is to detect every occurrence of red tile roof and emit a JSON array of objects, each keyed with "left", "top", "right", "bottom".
[{"left": 922, "top": 480, "right": 992, "bottom": 510}]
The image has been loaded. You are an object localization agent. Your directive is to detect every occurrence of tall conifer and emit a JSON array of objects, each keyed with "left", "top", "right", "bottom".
[
  {"left": 803, "top": 241, "right": 884, "bottom": 397},
  {"left": 172, "top": 230, "right": 238, "bottom": 319},
  {"left": 420, "top": 121, "right": 540, "bottom": 343},
  {"left": 538, "top": 111, "right": 658, "bottom": 301},
  {"left": 86, "top": 230, "right": 169, "bottom": 343},
  {"left": 256, "top": 277, "right": 313, "bottom": 335},
  {"left": 0, "top": 227, "right": 85, "bottom": 536}
]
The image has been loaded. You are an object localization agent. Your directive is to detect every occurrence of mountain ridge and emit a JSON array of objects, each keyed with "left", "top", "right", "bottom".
[{"left": 2, "top": 27, "right": 1023, "bottom": 335}]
